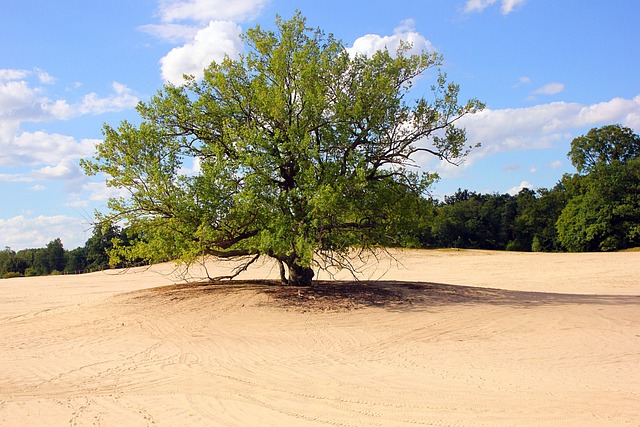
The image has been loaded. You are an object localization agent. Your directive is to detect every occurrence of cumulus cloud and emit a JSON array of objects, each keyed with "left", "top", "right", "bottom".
[
  {"left": 0, "top": 74, "right": 138, "bottom": 139},
  {"left": 347, "top": 19, "right": 434, "bottom": 57},
  {"left": 178, "top": 156, "right": 201, "bottom": 176},
  {"left": 1, "top": 132, "right": 98, "bottom": 167},
  {"left": 0, "top": 215, "right": 89, "bottom": 250},
  {"left": 506, "top": 180, "right": 533, "bottom": 195},
  {"left": 0, "top": 71, "right": 136, "bottom": 178},
  {"left": 427, "top": 94, "right": 640, "bottom": 175},
  {"left": 79, "top": 82, "right": 138, "bottom": 114},
  {"left": 0, "top": 69, "right": 30, "bottom": 81},
  {"left": 44, "top": 82, "right": 139, "bottom": 119},
  {"left": 0, "top": 79, "right": 42, "bottom": 140},
  {"left": 144, "top": 0, "right": 269, "bottom": 84},
  {"left": 464, "top": 0, "right": 526, "bottom": 14},
  {"left": 160, "top": 20, "right": 243, "bottom": 84},
  {"left": 32, "top": 158, "right": 84, "bottom": 180}
]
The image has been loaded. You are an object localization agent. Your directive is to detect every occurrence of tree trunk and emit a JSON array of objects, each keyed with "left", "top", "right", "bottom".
[
  {"left": 277, "top": 259, "right": 288, "bottom": 285},
  {"left": 286, "top": 262, "right": 314, "bottom": 286}
]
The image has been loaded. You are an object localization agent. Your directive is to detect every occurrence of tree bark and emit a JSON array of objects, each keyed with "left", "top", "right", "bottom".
[
  {"left": 286, "top": 262, "right": 314, "bottom": 286},
  {"left": 277, "top": 259, "right": 288, "bottom": 285}
]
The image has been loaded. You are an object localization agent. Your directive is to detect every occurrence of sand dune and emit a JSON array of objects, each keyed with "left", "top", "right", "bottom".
[{"left": 1, "top": 249, "right": 639, "bottom": 426}]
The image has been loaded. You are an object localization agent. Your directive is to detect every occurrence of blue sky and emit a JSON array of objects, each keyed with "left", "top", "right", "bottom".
[{"left": 1, "top": 0, "right": 639, "bottom": 250}]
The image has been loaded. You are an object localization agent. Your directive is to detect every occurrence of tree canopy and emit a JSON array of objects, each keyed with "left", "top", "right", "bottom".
[
  {"left": 568, "top": 124, "right": 640, "bottom": 174},
  {"left": 82, "top": 12, "right": 483, "bottom": 285},
  {"left": 558, "top": 125, "right": 640, "bottom": 251}
]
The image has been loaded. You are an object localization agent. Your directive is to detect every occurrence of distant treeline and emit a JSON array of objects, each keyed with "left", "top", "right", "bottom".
[
  {"left": 416, "top": 175, "right": 638, "bottom": 253},
  {"left": 408, "top": 125, "right": 640, "bottom": 253},
  {"left": 417, "top": 186, "right": 565, "bottom": 252},
  {"left": 0, "top": 226, "right": 146, "bottom": 279}
]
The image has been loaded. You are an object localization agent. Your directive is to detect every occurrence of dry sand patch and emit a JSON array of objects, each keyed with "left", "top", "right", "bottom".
[{"left": 0, "top": 250, "right": 639, "bottom": 426}]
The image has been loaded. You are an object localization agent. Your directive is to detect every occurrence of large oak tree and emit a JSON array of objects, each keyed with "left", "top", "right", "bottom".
[{"left": 83, "top": 13, "right": 483, "bottom": 285}]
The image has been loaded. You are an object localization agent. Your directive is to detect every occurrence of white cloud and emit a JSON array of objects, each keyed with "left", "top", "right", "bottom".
[
  {"left": 178, "top": 156, "right": 201, "bottom": 176},
  {"left": 1, "top": 132, "right": 98, "bottom": 167},
  {"left": 513, "top": 76, "right": 531, "bottom": 88},
  {"left": 0, "top": 67, "right": 55, "bottom": 84},
  {"left": 549, "top": 160, "right": 563, "bottom": 169},
  {"left": 576, "top": 95, "right": 640, "bottom": 128},
  {"left": 64, "top": 180, "right": 130, "bottom": 209},
  {"left": 30, "top": 184, "right": 46, "bottom": 191},
  {"left": 0, "top": 69, "right": 30, "bottom": 81},
  {"left": 45, "top": 82, "right": 138, "bottom": 119},
  {"left": 0, "top": 215, "right": 89, "bottom": 250},
  {"left": 500, "top": 0, "right": 526, "bottom": 14},
  {"left": 78, "top": 82, "right": 139, "bottom": 115},
  {"left": 0, "top": 73, "right": 136, "bottom": 184},
  {"left": 85, "top": 180, "right": 130, "bottom": 201},
  {"left": 160, "top": 20, "right": 243, "bottom": 84},
  {"left": 0, "top": 173, "right": 33, "bottom": 183},
  {"left": 464, "top": 0, "right": 525, "bottom": 14},
  {"left": 532, "top": 82, "right": 565, "bottom": 95},
  {"left": 425, "top": 94, "right": 640, "bottom": 176},
  {"left": 464, "top": 0, "right": 497, "bottom": 13},
  {"left": 158, "top": 0, "right": 268, "bottom": 23},
  {"left": 144, "top": 1, "right": 270, "bottom": 84},
  {"left": 0, "top": 74, "right": 138, "bottom": 124},
  {"left": 35, "top": 69, "right": 55, "bottom": 84},
  {"left": 32, "top": 158, "right": 84, "bottom": 180},
  {"left": 506, "top": 180, "right": 533, "bottom": 195},
  {"left": 348, "top": 20, "right": 434, "bottom": 58},
  {"left": 0, "top": 80, "right": 41, "bottom": 131},
  {"left": 0, "top": 75, "right": 138, "bottom": 143}
]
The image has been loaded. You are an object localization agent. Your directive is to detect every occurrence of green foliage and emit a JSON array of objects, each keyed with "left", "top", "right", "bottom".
[
  {"left": 430, "top": 190, "right": 520, "bottom": 250},
  {"left": 83, "top": 223, "right": 134, "bottom": 271},
  {"left": 423, "top": 186, "right": 567, "bottom": 252},
  {"left": 64, "top": 247, "right": 87, "bottom": 274},
  {"left": 568, "top": 124, "right": 640, "bottom": 174},
  {"left": 0, "top": 225, "right": 140, "bottom": 280},
  {"left": 557, "top": 125, "right": 640, "bottom": 251},
  {"left": 514, "top": 186, "right": 566, "bottom": 252},
  {"left": 82, "top": 12, "right": 482, "bottom": 285},
  {"left": 557, "top": 158, "right": 640, "bottom": 251},
  {"left": 531, "top": 236, "right": 543, "bottom": 252}
]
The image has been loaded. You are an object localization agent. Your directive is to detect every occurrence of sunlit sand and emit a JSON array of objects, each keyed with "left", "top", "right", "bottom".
[{"left": 1, "top": 249, "right": 638, "bottom": 426}]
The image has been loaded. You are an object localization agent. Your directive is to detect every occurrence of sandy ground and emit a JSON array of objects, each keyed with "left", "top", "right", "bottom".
[{"left": 0, "top": 249, "right": 638, "bottom": 426}]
